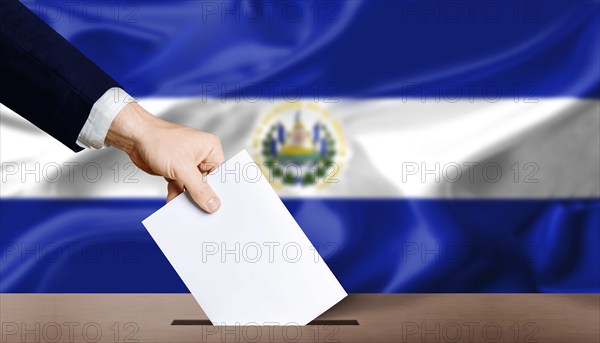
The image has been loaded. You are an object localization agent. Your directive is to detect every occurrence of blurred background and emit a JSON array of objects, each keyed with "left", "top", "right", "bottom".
[{"left": 1, "top": 0, "right": 599, "bottom": 293}]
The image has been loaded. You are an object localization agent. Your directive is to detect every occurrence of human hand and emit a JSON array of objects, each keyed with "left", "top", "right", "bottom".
[{"left": 105, "top": 102, "right": 224, "bottom": 213}]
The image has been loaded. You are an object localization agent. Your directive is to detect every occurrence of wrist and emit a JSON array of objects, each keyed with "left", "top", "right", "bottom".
[{"left": 105, "top": 102, "right": 157, "bottom": 154}]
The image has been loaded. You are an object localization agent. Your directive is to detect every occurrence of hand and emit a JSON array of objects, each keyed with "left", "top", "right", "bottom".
[{"left": 105, "top": 102, "right": 224, "bottom": 213}]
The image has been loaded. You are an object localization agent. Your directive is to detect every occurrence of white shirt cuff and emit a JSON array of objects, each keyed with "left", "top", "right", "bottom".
[{"left": 76, "top": 87, "right": 136, "bottom": 150}]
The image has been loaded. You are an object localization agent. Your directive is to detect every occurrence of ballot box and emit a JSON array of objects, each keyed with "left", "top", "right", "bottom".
[{"left": 1, "top": 294, "right": 598, "bottom": 342}]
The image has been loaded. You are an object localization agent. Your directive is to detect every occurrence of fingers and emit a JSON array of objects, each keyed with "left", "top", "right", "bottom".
[
  {"left": 166, "top": 179, "right": 184, "bottom": 202},
  {"left": 162, "top": 132, "right": 224, "bottom": 211},
  {"left": 200, "top": 137, "right": 225, "bottom": 173},
  {"left": 178, "top": 165, "right": 221, "bottom": 213},
  {"left": 209, "top": 139, "right": 226, "bottom": 166}
]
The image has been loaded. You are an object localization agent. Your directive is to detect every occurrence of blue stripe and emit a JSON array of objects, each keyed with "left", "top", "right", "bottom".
[
  {"left": 1, "top": 199, "right": 598, "bottom": 293},
  {"left": 23, "top": 0, "right": 600, "bottom": 98}
]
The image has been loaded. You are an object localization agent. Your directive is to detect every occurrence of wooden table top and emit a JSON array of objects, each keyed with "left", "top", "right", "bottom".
[{"left": 1, "top": 294, "right": 598, "bottom": 342}]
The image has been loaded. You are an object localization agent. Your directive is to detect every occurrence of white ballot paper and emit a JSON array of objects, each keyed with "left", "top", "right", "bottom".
[{"left": 142, "top": 150, "right": 347, "bottom": 325}]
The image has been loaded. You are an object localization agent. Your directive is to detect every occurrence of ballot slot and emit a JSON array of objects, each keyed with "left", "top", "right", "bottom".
[{"left": 171, "top": 320, "right": 359, "bottom": 326}]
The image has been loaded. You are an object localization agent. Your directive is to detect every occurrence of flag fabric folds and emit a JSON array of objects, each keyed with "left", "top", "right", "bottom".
[{"left": 1, "top": 0, "right": 599, "bottom": 293}]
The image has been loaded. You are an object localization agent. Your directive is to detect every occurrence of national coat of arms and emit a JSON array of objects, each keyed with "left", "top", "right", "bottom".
[{"left": 252, "top": 101, "right": 346, "bottom": 189}]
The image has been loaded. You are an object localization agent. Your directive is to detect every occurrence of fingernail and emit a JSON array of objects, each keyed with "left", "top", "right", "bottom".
[{"left": 207, "top": 197, "right": 221, "bottom": 212}]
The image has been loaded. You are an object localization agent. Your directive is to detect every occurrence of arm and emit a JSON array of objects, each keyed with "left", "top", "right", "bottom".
[
  {"left": 0, "top": 1, "right": 222, "bottom": 212},
  {"left": 0, "top": 0, "right": 119, "bottom": 151}
]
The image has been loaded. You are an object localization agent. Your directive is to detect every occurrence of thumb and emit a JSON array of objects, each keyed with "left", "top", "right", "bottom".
[{"left": 178, "top": 165, "right": 221, "bottom": 213}]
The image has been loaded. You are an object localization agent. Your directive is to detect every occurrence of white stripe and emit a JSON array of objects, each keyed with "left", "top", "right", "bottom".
[{"left": 1, "top": 98, "right": 598, "bottom": 198}]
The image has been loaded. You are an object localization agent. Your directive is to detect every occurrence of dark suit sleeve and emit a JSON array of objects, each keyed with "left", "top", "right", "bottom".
[{"left": 0, "top": 0, "right": 121, "bottom": 152}]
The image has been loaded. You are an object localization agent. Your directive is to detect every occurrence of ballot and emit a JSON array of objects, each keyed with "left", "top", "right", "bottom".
[{"left": 142, "top": 150, "right": 347, "bottom": 325}]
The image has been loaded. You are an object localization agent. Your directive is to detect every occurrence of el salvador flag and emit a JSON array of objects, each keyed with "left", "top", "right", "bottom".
[{"left": 1, "top": 0, "right": 599, "bottom": 293}]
